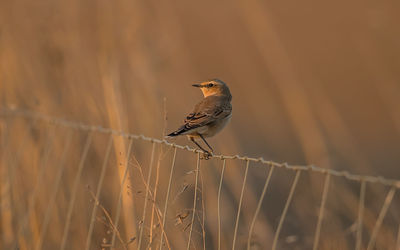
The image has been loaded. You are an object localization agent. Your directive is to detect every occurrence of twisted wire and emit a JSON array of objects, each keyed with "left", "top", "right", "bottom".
[{"left": 2, "top": 108, "right": 400, "bottom": 189}]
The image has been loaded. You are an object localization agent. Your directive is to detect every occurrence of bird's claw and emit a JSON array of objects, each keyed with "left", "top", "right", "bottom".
[{"left": 200, "top": 151, "right": 212, "bottom": 160}]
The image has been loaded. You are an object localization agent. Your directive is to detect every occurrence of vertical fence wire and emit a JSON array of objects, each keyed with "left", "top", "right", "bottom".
[
  {"left": 159, "top": 147, "right": 177, "bottom": 250},
  {"left": 6, "top": 118, "right": 38, "bottom": 225},
  {"left": 17, "top": 124, "right": 57, "bottom": 244},
  {"left": 110, "top": 138, "right": 134, "bottom": 248},
  {"left": 137, "top": 142, "right": 157, "bottom": 249},
  {"left": 186, "top": 152, "right": 201, "bottom": 250},
  {"left": 217, "top": 159, "right": 226, "bottom": 250},
  {"left": 35, "top": 129, "right": 73, "bottom": 250},
  {"left": 232, "top": 160, "right": 250, "bottom": 250},
  {"left": 355, "top": 180, "right": 367, "bottom": 250},
  {"left": 200, "top": 162, "right": 206, "bottom": 250},
  {"left": 247, "top": 165, "right": 275, "bottom": 250},
  {"left": 149, "top": 146, "right": 163, "bottom": 248},
  {"left": 60, "top": 131, "right": 93, "bottom": 250},
  {"left": 271, "top": 170, "right": 301, "bottom": 250},
  {"left": 366, "top": 187, "right": 396, "bottom": 250},
  {"left": 1, "top": 117, "right": 37, "bottom": 248},
  {"left": 85, "top": 134, "right": 113, "bottom": 250},
  {"left": 312, "top": 173, "right": 331, "bottom": 250}
]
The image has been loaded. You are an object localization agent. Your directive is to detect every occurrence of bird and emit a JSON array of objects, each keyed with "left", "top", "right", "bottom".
[{"left": 166, "top": 79, "right": 232, "bottom": 159}]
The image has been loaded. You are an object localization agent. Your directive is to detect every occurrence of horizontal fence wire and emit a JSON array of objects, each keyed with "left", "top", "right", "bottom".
[{"left": 2, "top": 108, "right": 400, "bottom": 189}]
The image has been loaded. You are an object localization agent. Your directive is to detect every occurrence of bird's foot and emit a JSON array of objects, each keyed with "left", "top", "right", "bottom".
[{"left": 200, "top": 150, "right": 212, "bottom": 160}]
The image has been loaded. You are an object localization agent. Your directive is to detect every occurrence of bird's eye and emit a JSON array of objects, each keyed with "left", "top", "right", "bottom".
[{"left": 208, "top": 83, "right": 214, "bottom": 87}]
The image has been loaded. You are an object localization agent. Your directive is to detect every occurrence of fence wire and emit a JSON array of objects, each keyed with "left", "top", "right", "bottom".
[
  {"left": 1, "top": 108, "right": 400, "bottom": 250},
  {"left": 2, "top": 108, "right": 399, "bottom": 189}
]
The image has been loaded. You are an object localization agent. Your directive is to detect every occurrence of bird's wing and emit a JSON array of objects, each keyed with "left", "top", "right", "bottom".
[
  {"left": 166, "top": 96, "right": 231, "bottom": 137},
  {"left": 183, "top": 96, "right": 232, "bottom": 130}
]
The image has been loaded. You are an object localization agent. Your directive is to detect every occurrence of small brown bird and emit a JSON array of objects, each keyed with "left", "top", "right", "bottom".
[{"left": 167, "top": 79, "right": 232, "bottom": 158}]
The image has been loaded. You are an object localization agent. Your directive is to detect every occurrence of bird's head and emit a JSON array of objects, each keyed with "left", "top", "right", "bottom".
[{"left": 192, "top": 79, "right": 231, "bottom": 98}]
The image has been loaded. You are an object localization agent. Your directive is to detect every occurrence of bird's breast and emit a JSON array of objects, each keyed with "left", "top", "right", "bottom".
[{"left": 202, "top": 114, "right": 232, "bottom": 138}]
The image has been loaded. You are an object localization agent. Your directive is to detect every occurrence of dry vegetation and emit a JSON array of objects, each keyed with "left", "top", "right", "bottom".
[{"left": 1, "top": 0, "right": 400, "bottom": 249}]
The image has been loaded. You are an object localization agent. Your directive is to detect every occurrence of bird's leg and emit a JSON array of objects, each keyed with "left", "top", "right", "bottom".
[
  {"left": 199, "top": 134, "right": 214, "bottom": 152},
  {"left": 190, "top": 137, "right": 211, "bottom": 160}
]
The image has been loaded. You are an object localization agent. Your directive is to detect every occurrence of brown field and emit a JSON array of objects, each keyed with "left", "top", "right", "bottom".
[{"left": 1, "top": 0, "right": 400, "bottom": 249}]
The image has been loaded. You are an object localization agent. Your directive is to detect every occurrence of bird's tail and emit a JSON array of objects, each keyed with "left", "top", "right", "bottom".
[{"left": 165, "top": 125, "right": 189, "bottom": 138}]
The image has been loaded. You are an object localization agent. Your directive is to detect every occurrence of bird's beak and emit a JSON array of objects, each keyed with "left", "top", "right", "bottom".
[{"left": 192, "top": 84, "right": 202, "bottom": 88}]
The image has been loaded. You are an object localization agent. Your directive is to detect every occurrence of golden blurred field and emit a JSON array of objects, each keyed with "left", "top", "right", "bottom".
[{"left": 1, "top": 0, "right": 400, "bottom": 249}]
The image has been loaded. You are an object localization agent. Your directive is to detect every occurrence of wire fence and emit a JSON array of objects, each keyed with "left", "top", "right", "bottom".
[{"left": 1, "top": 108, "right": 400, "bottom": 250}]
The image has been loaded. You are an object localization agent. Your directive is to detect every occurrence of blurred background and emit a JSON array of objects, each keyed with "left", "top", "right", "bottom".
[{"left": 1, "top": 0, "right": 400, "bottom": 249}]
